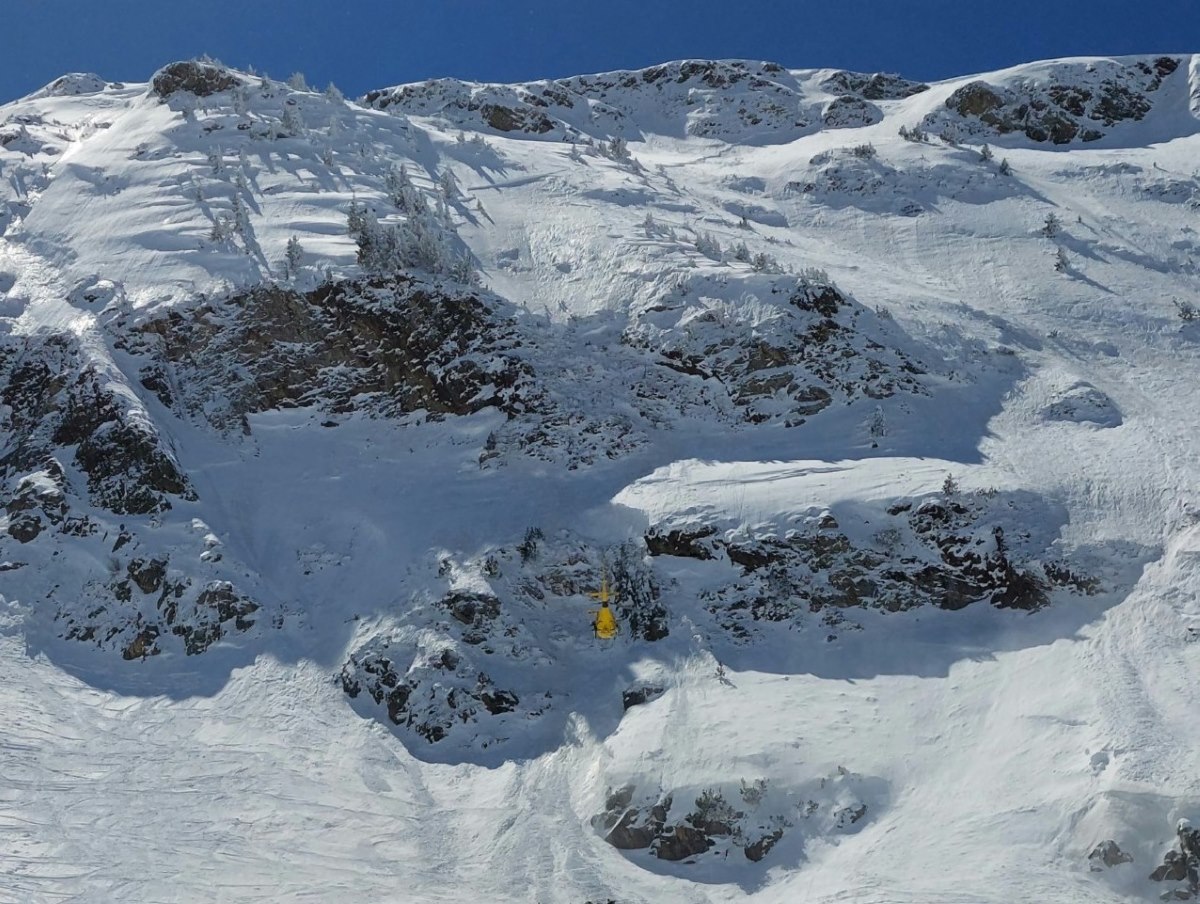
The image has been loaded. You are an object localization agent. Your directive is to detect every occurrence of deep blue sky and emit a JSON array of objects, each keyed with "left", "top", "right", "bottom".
[{"left": 6, "top": 0, "right": 1200, "bottom": 102}]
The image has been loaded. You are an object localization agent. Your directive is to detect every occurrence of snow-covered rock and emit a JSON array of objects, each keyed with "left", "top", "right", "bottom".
[{"left": 923, "top": 56, "right": 1185, "bottom": 144}]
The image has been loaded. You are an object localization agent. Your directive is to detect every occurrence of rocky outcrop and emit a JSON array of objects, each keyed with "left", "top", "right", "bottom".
[
  {"left": 60, "top": 555, "right": 260, "bottom": 659},
  {"left": 340, "top": 533, "right": 667, "bottom": 750},
  {"left": 625, "top": 275, "right": 929, "bottom": 426},
  {"left": 621, "top": 684, "right": 665, "bottom": 710},
  {"left": 822, "top": 95, "right": 883, "bottom": 129},
  {"left": 593, "top": 770, "right": 872, "bottom": 867},
  {"left": 643, "top": 487, "right": 1095, "bottom": 641},
  {"left": 151, "top": 61, "right": 241, "bottom": 100},
  {"left": 1088, "top": 840, "right": 1133, "bottom": 870},
  {"left": 644, "top": 525, "right": 716, "bottom": 560},
  {"left": 1150, "top": 821, "right": 1200, "bottom": 897},
  {"left": 363, "top": 60, "right": 816, "bottom": 144},
  {"left": 819, "top": 70, "right": 930, "bottom": 100},
  {"left": 0, "top": 332, "right": 268, "bottom": 661},
  {"left": 340, "top": 640, "right": 525, "bottom": 744},
  {"left": 924, "top": 57, "right": 1182, "bottom": 144},
  {"left": 1, "top": 334, "right": 193, "bottom": 516},
  {"left": 125, "top": 275, "right": 537, "bottom": 432}
]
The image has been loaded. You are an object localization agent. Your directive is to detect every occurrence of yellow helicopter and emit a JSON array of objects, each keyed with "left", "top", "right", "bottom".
[{"left": 587, "top": 572, "right": 619, "bottom": 641}]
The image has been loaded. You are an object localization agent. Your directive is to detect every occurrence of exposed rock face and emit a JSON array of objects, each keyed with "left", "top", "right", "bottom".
[
  {"left": 621, "top": 684, "right": 665, "bottom": 710},
  {"left": 125, "top": 275, "right": 537, "bottom": 432},
  {"left": 151, "top": 61, "right": 241, "bottom": 99},
  {"left": 1, "top": 334, "right": 193, "bottom": 516},
  {"left": 340, "top": 640, "right": 524, "bottom": 744},
  {"left": 594, "top": 770, "right": 872, "bottom": 867},
  {"left": 822, "top": 95, "right": 883, "bottom": 129},
  {"left": 625, "top": 276, "right": 928, "bottom": 426},
  {"left": 364, "top": 60, "right": 817, "bottom": 143},
  {"left": 820, "top": 71, "right": 930, "bottom": 100},
  {"left": 1150, "top": 822, "right": 1200, "bottom": 897},
  {"left": 1088, "top": 840, "right": 1133, "bottom": 870},
  {"left": 641, "top": 488, "right": 1094, "bottom": 642},
  {"left": 61, "top": 558, "right": 260, "bottom": 659},
  {"left": 924, "top": 57, "right": 1182, "bottom": 144},
  {"left": 339, "top": 533, "right": 667, "bottom": 750},
  {"left": 0, "top": 333, "right": 264, "bottom": 661},
  {"left": 644, "top": 526, "right": 716, "bottom": 560}
]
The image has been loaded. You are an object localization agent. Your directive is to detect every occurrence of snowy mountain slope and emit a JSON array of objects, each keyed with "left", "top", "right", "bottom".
[{"left": 3, "top": 53, "right": 1200, "bottom": 902}]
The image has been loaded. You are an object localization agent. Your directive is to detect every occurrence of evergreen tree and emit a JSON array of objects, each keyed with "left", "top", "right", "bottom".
[
  {"left": 285, "top": 235, "right": 304, "bottom": 276},
  {"left": 280, "top": 104, "right": 305, "bottom": 137}
]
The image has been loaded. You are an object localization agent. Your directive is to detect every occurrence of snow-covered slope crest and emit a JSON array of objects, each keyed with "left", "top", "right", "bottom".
[
  {"left": 362, "top": 59, "right": 928, "bottom": 143},
  {"left": 6, "top": 51, "right": 1200, "bottom": 904}
]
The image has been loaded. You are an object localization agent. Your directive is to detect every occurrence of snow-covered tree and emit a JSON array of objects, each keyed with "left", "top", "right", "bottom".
[
  {"left": 346, "top": 200, "right": 369, "bottom": 239},
  {"left": 1041, "top": 212, "right": 1060, "bottom": 237},
  {"left": 232, "top": 87, "right": 249, "bottom": 117},
  {"left": 285, "top": 236, "right": 304, "bottom": 276},
  {"left": 280, "top": 104, "right": 305, "bottom": 137},
  {"left": 867, "top": 406, "right": 887, "bottom": 447},
  {"left": 324, "top": 82, "right": 344, "bottom": 102},
  {"left": 605, "top": 137, "right": 630, "bottom": 160},
  {"left": 1054, "top": 246, "right": 1069, "bottom": 272},
  {"left": 231, "top": 194, "right": 253, "bottom": 245},
  {"left": 385, "top": 164, "right": 423, "bottom": 213},
  {"left": 287, "top": 72, "right": 309, "bottom": 91},
  {"left": 694, "top": 231, "right": 722, "bottom": 259},
  {"left": 998, "top": 157, "right": 1012, "bottom": 175},
  {"left": 979, "top": 143, "right": 994, "bottom": 161}
]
